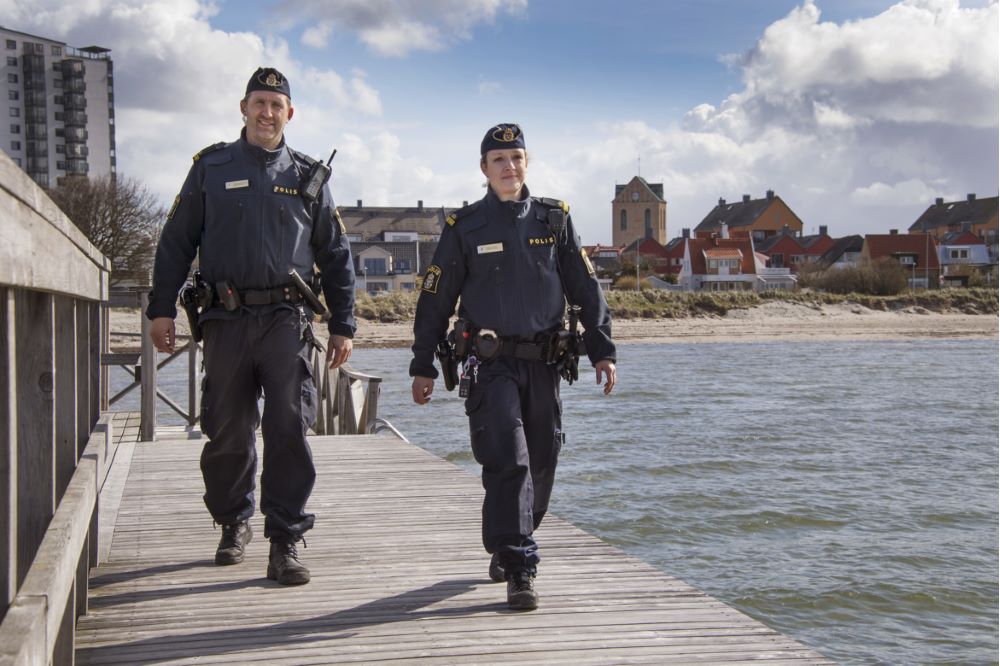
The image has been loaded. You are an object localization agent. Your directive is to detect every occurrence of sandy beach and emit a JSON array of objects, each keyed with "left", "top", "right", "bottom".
[
  {"left": 112, "top": 301, "right": 997, "bottom": 350},
  {"left": 352, "top": 301, "right": 998, "bottom": 348}
]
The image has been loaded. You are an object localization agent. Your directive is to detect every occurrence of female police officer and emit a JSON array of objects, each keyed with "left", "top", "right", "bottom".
[{"left": 409, "top": 123, "right": 616, "bottom": 610}]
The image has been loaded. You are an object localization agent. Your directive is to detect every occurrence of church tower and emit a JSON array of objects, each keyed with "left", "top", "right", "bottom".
[{"left": 612, "top": 176, "right": 667, "bottom": 247}]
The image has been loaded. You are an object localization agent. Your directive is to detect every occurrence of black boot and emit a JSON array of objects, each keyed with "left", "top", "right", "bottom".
[
  {"left": 489, "top": 552, "right": 505, "bottom": 583},
  {"left": 267, "top": 539, "right": 310, "bottom": 585},
  {"left": 506, "top": 569, "right": 538, "bottom": 611},
  {"left": 215, "top": 520, "right": 252, "bottom": 565}
]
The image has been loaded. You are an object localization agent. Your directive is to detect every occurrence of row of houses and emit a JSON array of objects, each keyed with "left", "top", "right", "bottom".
[
  {"left": 589, "top": 182, "right": 998, "bottom": 291},
  {"left": 334, "top": 187, "right": 998, "bottom": 295}
]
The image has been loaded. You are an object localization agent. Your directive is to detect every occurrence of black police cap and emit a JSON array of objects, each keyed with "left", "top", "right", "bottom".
[
  {"left": 245, "top": 67, "right": 291, "bottom": 100},
  {"left": 480, "top": 123, "right": 525, "bottom": 155}
]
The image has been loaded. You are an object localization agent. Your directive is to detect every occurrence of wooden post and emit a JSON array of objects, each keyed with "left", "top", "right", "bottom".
[
  {"left": 54, "top": 295, "right": 77, "bottom": 501},
  {"left": 139, "top": 292, "right": 156, "bottom": 441},
  {"left": 14, "top": 290, "right": 55, "bottom": 589}
]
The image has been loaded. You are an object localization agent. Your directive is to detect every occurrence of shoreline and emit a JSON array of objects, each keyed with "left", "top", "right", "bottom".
[{"left": 111, "top": 301, "right": 996, "bottom": 350}]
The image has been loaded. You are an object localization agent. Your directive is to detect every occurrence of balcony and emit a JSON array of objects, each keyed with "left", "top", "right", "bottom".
[
  {"left": 27, "top": 141, "right": 48, "bottom": 157},
  {"left": 20, "top": 54, "right": 45, "bottom": 74},
  {"left": 25, "top": 123, "right": 48, "bottom": 139},
  {"left": 25, "top": 108, "right": 47, "bottom": 123},
  {"left": 64, "top": 127, "right": 88, "bottom": 141},
  {"left": 64, "top": 159, "right": 89, "bottom": 175},
  {"left": 65, "top": 144, "right": 89, "bottom": 158},
  {"left": 63, "top": 94, "right": 87, "bottom": 110},
  {"left": 63, "top": 111, "right": 88, "bottom": 127}
]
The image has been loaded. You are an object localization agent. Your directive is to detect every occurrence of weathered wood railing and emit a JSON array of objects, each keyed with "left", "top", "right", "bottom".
[
  {"left": 0, "top": 151, "right": 109, "bottom": 664},
  {"left": 107, "top": 300, "right": 383, "bottom": 437}
]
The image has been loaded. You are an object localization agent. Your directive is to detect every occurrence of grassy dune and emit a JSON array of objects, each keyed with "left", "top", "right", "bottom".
[{"left": 352, "top": 288, "right": 998, "bottom": 322}]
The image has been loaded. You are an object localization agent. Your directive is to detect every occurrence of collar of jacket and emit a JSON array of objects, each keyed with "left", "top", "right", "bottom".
[
  {"left": 239, "top": 127, "right": 286, "bottom": 164},
  {"left": 485, "top": 184, "right": 532, "bottom": 220}
]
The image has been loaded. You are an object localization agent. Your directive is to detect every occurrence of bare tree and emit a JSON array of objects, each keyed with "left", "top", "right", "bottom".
[{"left": 48, "top": 175, "right": 164, "bottom": 287}]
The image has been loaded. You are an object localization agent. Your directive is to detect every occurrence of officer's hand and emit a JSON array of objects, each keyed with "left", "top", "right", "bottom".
[
  {"left": 412, "top": 376, "right": 434, "bottom": 405},
  {"left": 150, "top": 317, "right": 176, "bottom": 353},
  {"left": 595, "top": 359, "right": 616, "bottom": 395},
  {"left": 326, "top": 335, "right": 353, "bottom": 369}
]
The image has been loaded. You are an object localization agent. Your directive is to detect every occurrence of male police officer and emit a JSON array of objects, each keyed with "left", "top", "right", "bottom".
[
  {"left": 410, "top": 123, "right": 616, "bottom": 610},
  {"left": 146, "top": 67, "right": 355, "bottom": 585}
]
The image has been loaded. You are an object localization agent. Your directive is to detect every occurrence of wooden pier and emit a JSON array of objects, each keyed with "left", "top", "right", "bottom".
[{"left": 74, "top": 421, "right": 831, "bottom": 665}]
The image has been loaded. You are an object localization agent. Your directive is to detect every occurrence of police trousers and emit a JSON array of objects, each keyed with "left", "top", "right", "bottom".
[
  {"left": 199, "top": 308, "right": 318, "bottom": 541},
  {"left": 464, "top": 355, "right": 563, "bottom": 574}
]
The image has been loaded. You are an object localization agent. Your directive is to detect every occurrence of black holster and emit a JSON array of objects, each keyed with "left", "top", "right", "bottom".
[{"left": 436, "top": 340, "right": 459, "bottom": 391}]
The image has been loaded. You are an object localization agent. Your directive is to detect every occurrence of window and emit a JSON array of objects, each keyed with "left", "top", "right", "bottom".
[
  {"left": 55, "top": 112, "right": 63, "bottom": 120},
  {"left": 8, "top": 90, "right": 17, "bottom": 101},
  {"left": 752, "top": 230, "right": 765, "bottom": 240},
  {"left": 51, "top": 45, "right": 62, "bottom": 56},
  {"left": 950, "top": 249, "right": 969, "bottom": 260},
  {"left": 10, "top": 140, "right": 20, "bottom": 150},
  {"left": 394, "top": 258, "right": 412, "bottom": 274},
  {"left": 644, "top": 209, "right": 652, "bottom": 238},
  {"left": 8, "top": 73, "right": 17, "bottom": 83},
  {"left": 55, "top": 128, "right": 64, "bottom": 137},
  {"left": 6, "top": 56, "right": 16, "bottom": 66},
  {"left": 9, "top": 107, "right": 19, "bottom": 117},
  {"left": 10, "top": 123, "right": 19, "bottom": 133},
  {"left": 53, "top": 63, "right": 61, "bottom": 72},
  {"left": 363, "top": 258, "right": 387, "bottom": 275},
  {"left": 56, "top": 144, "right": 65, "bottom": 154},
  {"left": 898, "top": 255, "right": 916, "bottom": 265},
  {"left": 790, "top": 254, "right": 804, "bottom": 265},
  {"left": 771, "top": 253, "right": 784, "bottom": 267},
  {"left": 54, "top": 95, "right": 64, "bottom": 105},
  {"left": 5, "top": 40, "right": 15, "bottom": 50},
  {"left": 53, "top": 79, "right": 62, "bottom": 88},
  {"left": 619, "top": 209, "right": 627, "bottom": 231}
]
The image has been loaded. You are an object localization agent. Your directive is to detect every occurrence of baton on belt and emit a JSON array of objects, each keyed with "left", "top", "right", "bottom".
[{"left": 288, "top": 269, "right": 331, "bottom": 322}]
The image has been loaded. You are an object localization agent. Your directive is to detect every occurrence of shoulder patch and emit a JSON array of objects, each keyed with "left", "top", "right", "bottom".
[
  {"left": 335, "top": 209, "right": 346, "bottom": 234},
  {"left": 535, "top": 197, "right": 570, "bottom": 214},
  {"left": 192, "top": 142, "right": 226, "bottom": 162},
  {"left": 421, "top": 265, "right": 442, "bottom": 294},
  {"left": 580, "top": 248, "right": 595, "bottom": 276},
  {"left": 446, "top": 200, "right": 482, "bottom": 226}
]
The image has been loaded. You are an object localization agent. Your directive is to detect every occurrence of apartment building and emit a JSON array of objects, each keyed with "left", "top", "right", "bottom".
[{"left": 1, "top": 26, "right": 115, "bottom": 188}]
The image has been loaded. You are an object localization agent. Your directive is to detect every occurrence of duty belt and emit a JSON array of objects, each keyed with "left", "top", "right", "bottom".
[
  {"left": 212, "top": 283, "right": 305, "bottom": 308},
  {"left": 498, "top": 337, "right": 548, "bottom": 361}
]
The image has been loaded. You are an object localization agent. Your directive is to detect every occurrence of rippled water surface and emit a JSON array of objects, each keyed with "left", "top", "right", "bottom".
[{"left": 120, "top": 339, "right": 999, "bottom": 664}]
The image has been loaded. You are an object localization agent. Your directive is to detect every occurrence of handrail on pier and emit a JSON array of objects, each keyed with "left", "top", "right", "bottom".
[
  {"left": 1, "top": 150, "right": 110, "bottom": 664},
  {"left": 106, "top": 292, "right": 383, "bottom": 439}
]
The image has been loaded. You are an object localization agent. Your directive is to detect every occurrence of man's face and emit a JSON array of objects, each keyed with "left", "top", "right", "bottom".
[
  {"left": 240, "top": 91, "right": 294, "bottom": 150},
  {"left": 481, "top": 148, "right": 528, "bottom": 200}
]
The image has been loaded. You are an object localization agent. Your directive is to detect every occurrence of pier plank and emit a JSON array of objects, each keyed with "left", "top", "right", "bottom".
[{"left": 76, "top": 431, "right": 831, "bottom": 664}]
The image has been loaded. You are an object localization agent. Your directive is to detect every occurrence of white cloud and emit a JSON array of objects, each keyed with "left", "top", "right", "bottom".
[
  {"left": 287, "top": 0, "right": 528, "bottom": 57},
  {"left": 301, "top": 21, "right": 333, "bottom": 49},
  {"left": 850, "top": 179, "right": 941, "bottom": 205},
  {"left": 552, "top": 0, "right": 999, "bottom": 243}
]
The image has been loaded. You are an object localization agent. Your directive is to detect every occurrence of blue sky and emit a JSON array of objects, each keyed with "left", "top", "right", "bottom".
[{"left": 3, "top": 0, "right": 997, "bottom": 244}]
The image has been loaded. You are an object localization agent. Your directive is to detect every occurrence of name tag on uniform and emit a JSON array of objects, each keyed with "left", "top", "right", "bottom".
[
  {"left": 225, "top": 179, "right": 250, "bottom": 190},
  {"left": 477, "top": 242, "right": 504, "bottom": 254}
]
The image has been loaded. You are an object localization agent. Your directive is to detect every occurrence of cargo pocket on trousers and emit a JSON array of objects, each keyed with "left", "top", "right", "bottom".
[
  {"left": 465, "top": 390, "right": 490, "bottom": 465},
  {"left": 299, "top": 356, "right": 318, "bottom": 431}
]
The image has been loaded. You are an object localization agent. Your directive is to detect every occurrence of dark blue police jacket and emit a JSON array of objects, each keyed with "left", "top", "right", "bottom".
[
  {"left": 410, "top": 185, "right": 615, "bottom": 378},
  {"left": 146, "top": 129, "right": 356, "bottom": 338}
]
